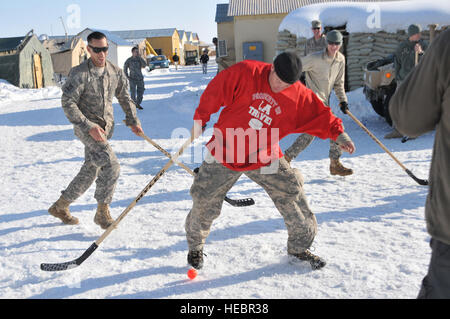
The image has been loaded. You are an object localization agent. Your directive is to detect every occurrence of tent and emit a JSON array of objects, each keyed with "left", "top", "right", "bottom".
[
  {"left": 0, "top": 30, "right": 54, "bottom": 88},
  {"left": 42, "top": 36, "right": 89, "bottom": 77}
]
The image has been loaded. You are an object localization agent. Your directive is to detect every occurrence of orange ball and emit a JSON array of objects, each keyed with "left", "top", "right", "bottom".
[{"left": 187, "top": 268, "right": 197, "bottom": 280}]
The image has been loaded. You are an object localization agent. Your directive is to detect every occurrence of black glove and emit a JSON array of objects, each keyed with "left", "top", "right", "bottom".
[{"left": 339, "top": 101, "right": 349, "bottom": 114}]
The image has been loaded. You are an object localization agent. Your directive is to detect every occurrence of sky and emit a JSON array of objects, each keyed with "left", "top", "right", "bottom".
[{"left": 0, "top": 0, "right": 226, "bottom": 44}]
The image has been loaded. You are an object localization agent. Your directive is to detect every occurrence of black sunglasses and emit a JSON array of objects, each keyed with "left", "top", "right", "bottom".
[
  {"left": 328, "top": 41, "right": 341, "bottom": 46},
  {"left": 312, "top": 27, "right": 321, "bottom": 30},
  {"left": 89, "top": 45, "right": 109, "bottom": 53}
]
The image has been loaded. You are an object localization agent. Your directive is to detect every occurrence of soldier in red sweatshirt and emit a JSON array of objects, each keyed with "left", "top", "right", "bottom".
[{"left": 185, "top": 51, "right": 355, "bottom": 270}]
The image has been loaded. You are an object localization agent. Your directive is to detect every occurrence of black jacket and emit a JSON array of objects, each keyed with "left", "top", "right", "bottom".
[{"left": 200, "top": 54, "right": 209, "bottom": 64}]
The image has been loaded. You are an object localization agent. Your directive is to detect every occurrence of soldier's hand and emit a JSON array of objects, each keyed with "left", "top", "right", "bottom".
[
  {"left": 89, "top": 126, "right": 107, "bottom": 142},
  {"left": 339, "top": 141, "right": 355, "bottom": 154},
  {"left": 131, "top": 125, "right": 144, "bottom": 137},
  {"left": 339, "top": 101, "right": 349, "bottom": 114},
  {"left": 414, "top": 43, "right": 423, "bottom": 54}
]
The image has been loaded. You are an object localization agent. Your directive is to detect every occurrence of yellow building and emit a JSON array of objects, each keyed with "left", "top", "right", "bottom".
[{"left": 112, "top": 28, "right": 181, "bottom": 62}]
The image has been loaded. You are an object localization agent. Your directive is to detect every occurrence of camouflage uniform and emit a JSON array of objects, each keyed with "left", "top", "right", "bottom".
[
  {"left": 304, "top": 34, "right": 327, "bottom": 56},
  {"left": 60, "top": 58, "right": 140, "bottom": 204},
  {"left": 285, "top": 130, "right": 343, "bottom": 161},
  {"left": 124, "top": 56, "right": 147, "bottom": 106},
  {"left": 185, "top": 155, "right": 317, "bottom": 255}
]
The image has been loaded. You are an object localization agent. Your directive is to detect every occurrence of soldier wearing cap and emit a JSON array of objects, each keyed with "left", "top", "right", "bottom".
[
  {"left": 284, "top": 30, "right": 353, "bottom": 177},
  {"left": 304, "top": 20, "right": 328, "bottom": 56},
  {"left": 385, "top": 24, "right": 428, "bottom": 139}
]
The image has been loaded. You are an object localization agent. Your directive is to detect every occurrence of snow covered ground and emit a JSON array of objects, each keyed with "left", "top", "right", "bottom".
[{"left": 0, "top": 59, "right": 434, "bottom": 299}]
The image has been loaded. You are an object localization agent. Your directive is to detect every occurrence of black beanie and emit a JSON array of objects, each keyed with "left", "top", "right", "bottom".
[{"left": 273, "top": 51, "right": 302, "bottom": 84}]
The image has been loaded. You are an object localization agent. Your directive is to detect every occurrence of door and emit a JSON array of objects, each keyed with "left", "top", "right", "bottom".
[
  {"left": 243, "top": 42, "right": 263, "bottom": 61},
  {"left": 33, "top": 54, "right": 43, "bottom": 88}
]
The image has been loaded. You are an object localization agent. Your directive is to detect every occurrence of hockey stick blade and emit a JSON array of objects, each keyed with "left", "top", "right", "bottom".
[
  {"left": 405, "top": 169, "right": 429, "bottom": 186},
  {"left": 224, "top": 196, "right": 255, "bottom": 207},
  {"left": 40, "top": 243, "right": 98, "bottom": 272}
]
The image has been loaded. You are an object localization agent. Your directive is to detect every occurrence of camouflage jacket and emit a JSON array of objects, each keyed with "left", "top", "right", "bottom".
[
  {"left": 394, "top": 39, "right": 428, "bottom": 83},
  {"left": 61, "top": 58, "right": 140, "bottom": 138},
  {"left": 304, "top": 35, "right": 327, "bottom": 56},
  {"left": 124, "top": 56, "right": 147, "bottom": 81}
]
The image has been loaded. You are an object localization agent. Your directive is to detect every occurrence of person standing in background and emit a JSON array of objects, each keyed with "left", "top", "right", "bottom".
[
  {"left": 124, "top": 47, "right": 147, "bottom": 110},
  {"left": 200, "top": 49, "right": 209, "bottom": 74}
]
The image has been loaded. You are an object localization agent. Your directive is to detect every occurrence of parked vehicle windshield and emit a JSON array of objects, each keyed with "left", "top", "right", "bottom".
[{"left": 151, "top": 55, "right": 167, "bottom": 61}]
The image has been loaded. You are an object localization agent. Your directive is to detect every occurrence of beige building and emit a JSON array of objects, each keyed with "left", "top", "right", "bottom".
[{"left": 42, "top": 36, "right": 89, "bottom": 78}]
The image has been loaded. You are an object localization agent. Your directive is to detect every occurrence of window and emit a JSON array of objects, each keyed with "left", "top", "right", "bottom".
[{"left": 217, "top": 40, "right": 228, "bottom": 57}]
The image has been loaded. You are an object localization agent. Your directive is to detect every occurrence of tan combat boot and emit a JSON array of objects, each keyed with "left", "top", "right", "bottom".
[
  {"left": 48, "top": 196, "right": 79, "bottom": 225},
  {"left": 94, "top": 203, "right": 115, "bottom": 229},
  {"left": 330, "top": 159, "right": 353, "bottom": 176}
]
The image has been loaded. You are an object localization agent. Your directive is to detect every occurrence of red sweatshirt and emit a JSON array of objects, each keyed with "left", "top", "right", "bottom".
[{"left": 194, "top": 60, "right": 344, "bottom": 171}]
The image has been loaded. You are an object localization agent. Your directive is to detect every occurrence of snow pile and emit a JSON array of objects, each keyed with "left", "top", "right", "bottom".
[
  {"left": 0, "top": 79, "right": 61, "bottom": 104},
  {"left": 280, "top": 0, "right": 450, "bottom": 38}
]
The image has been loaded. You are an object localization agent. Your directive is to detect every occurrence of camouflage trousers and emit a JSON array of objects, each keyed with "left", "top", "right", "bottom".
[
  {"left": 284, "top": 133, "right": 342, "bottom": 161},
  {"left": 185, "top": 156, "right": 318, "bottom": 255},
  {"left": 61, "top": 128, "right": 120, "bottom": 204},
  {"left": 129, "top": 78, "right": 145, "bottom": 105}
]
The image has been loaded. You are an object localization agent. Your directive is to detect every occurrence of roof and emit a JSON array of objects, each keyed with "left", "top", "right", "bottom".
[
  {"left": 0, "top": 36, "right": 24, "bottom": 52},
  {"left": 216, "top": 3, "right": 234, "bottom": 23},
  {"left": 178, "top": 30, "right": 186, "bottom": 39},
  {"left": 43, "top": 37, "right": 84, "bottom": 54},
  {"left": 111, "top": 28, "right": 177, "bottom": 40},
  {"left": 228, "top": 0, "right": 405, "bottom": 16},
  {"left": 79, "top": 28, "right": 131, "bottom": 46}
]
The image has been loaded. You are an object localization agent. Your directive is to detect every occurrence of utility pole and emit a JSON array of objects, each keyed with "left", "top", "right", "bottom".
[{"left": 60, "top": 16, "right": 68, "bottom": 41}]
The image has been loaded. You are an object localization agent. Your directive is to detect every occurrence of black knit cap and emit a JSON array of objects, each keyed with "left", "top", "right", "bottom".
[{"left": 273, "top": 51, "right": 302, "bottom": 84}]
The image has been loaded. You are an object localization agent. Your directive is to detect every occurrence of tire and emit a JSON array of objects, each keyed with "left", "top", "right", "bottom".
[
  {"left": 365, "top": 86, "right": 385, "bottom": 117},
  {"left": 369, "top": 97, "right": 385, "bottom": 117}
]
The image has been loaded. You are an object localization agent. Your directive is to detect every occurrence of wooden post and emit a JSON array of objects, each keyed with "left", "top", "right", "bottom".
[{"left": 428, "top": 24, "right": 438, "bottom": 43}]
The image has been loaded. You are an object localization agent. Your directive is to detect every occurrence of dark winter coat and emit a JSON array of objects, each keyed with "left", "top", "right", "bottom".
[
  {"left": 389, "top": 29, "right": 450, "bottom": 246},
  {"left": 200, "top": 54, "right": 209, "bottom": 64},
  {"left": 394, "top": 38, "right": 428, "bottom": 83}
]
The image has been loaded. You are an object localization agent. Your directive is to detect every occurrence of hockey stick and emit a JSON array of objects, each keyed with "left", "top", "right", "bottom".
[
  {"left": 345, "top": 110, "right": 428, "bottom": 186},
  {"left": 139, "top": 133, "right": 255, "bottom": 207},
  {"left": 40, "top": 137, "right": 194, "bottom": 272}
]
